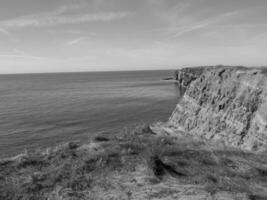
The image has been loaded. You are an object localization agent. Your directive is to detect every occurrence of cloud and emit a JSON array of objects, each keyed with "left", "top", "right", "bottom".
[
  {"left": 0, "top": 49, "right": 44, "bottom": 60},
  {"left": 66, "top": 37, "right": 88, "bottom": 45},
  {"left": 47, "top": 29, "right": 86, "bottom": 35},
  {"left": 170, "top": 11, "right": 239, "bottom": 38},
  {"left": 0, "top": 12, "right": 130, "bottom": 30},
  {"left": 0, "top": 4, "right": 131, "bottom": 30},
  {"left": 213, "top": 23, "right": 267, "bottom": 28},
  {"left": 0, "top": 54, "right": 44, "bottom": 60}
]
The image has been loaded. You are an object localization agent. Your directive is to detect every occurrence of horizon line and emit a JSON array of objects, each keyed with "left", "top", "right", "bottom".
[
  {"left": 0, "top": 65, "right": 266, "bottom": 75},
  {"left": 0, "top": 67, "right": 179, "bottom": 76}
]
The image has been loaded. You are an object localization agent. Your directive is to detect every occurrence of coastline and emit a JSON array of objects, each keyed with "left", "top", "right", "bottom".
[{"left": 1, "top": 66, "right": 267, "bottom": 200}]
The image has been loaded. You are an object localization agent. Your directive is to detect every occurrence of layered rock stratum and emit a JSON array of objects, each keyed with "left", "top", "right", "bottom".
[{"left": 168, "top": 66, "right": 267, "bottom": 151}]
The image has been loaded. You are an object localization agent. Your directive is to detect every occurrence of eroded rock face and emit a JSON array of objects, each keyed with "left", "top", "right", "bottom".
[
  {"left": 174, "top": 67, "right": 204, "bottom": 88},
  {"left": 168, "top": 67, "right": 267, "bottom": 151}
]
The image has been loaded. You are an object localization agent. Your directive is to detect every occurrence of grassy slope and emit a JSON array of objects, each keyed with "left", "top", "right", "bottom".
[{"left": 1, "top": 124, "right": 267, "bottom": 200}]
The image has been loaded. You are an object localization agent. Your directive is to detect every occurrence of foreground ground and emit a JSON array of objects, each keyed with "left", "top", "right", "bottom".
[{"left": 1, "top": 124, "right": 267, "bottom": 200}]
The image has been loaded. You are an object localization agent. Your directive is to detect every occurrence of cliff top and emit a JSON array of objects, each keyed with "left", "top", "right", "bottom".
[{"left": 1, "top": 124, "right": 267, "bottom": 200}]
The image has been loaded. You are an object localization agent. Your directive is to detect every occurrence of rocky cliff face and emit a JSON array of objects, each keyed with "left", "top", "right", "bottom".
[
  {"left": 174, "top": 67, "right": 204, "bottom": 87},
  {"left": 168, "top": 67, "right": 267, "bottom": 151}
]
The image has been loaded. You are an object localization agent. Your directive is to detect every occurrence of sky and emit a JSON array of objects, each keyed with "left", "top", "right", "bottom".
[{"left": 0, "top": 0, "right": 267, "bottom": 73}]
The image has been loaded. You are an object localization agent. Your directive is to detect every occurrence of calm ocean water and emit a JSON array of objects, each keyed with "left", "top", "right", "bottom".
[{"left": 0, "top": 70, "right": 181, "bottom": 157}]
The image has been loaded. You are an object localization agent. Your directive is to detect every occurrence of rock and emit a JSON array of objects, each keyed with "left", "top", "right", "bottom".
[
  {"left": 168, "top": 66, "right": 267, "bottom": 151},
  {"left": 174, "top": 66, "right": 210, "bottom": 87}
]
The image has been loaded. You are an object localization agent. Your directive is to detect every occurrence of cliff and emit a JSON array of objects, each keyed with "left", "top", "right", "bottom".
[
  {"left": 168, "top": 67, "right": 267, "bottom": 151},
  {"left": 173, "top": 66, "right": 249, "bottom": 87},
  {"left": 174, "top": 67, "right": 203, "bottom": 87}
]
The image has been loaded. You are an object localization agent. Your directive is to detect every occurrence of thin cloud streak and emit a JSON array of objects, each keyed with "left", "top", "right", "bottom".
[
  {"left": 212, "top": 23, "right": 267, "bottom": 28},
  {"left": 0, "top": 49, "right": 45, "bottom": 60},
  {"left": 170, "top": 11, "right": 239, "bottom": 38},
  {"left": 0, "top": 54, "right": 44, "bottom": 60},
  {"left": 66, "top": 37, "right": 88, "bottom": 45},
  {"left": 0, "top": 12, "right": 131, "bottom": 30}
]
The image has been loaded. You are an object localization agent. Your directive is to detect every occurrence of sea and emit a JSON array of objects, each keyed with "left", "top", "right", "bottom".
[{"left": 0, "top": 70, "right": 181, "bottom": 158}]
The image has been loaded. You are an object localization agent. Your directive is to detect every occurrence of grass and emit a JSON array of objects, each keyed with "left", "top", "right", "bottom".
[{"left": 1, "top": 124, "right": 267, "bottom": 199}]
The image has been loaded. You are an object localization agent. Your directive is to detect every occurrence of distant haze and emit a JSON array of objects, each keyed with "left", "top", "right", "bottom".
[{"left": 0, "top": 0, "right": 267, "bottom": 73}]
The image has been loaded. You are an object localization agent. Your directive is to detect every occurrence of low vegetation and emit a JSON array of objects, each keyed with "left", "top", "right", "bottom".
[{"left": 1, "top": 124, "right": 267, "bottom": 200}]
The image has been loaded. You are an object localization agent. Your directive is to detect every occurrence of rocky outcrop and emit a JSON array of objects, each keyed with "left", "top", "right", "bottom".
[
  {"left": 168, "top": 67, "right": 267, "bottom": 151},
  {"left": 174, "top": 67, "right": 204, "bottom": 87},
  {"left": 173, "top": 65, "right": 249, "bottom": 88}
]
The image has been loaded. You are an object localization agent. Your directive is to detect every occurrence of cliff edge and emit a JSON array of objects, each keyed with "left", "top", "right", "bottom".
[{"left": 168, "top": 67, "right": 267, "bottom": 151}]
